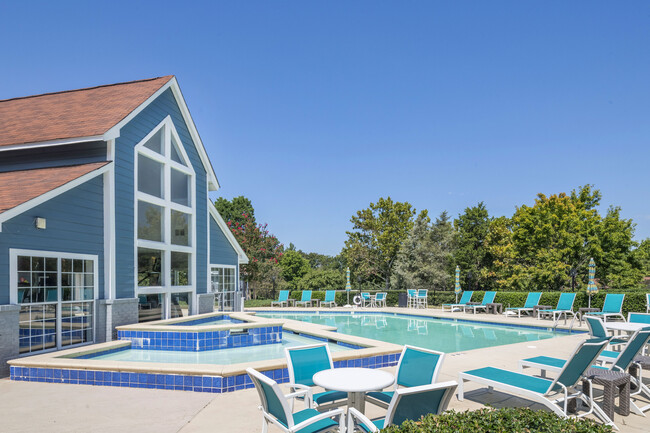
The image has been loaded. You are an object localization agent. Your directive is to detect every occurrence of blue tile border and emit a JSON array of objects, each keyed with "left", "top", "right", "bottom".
[{"left": 9, "top": 352, "right": 399, "bottom": 394}]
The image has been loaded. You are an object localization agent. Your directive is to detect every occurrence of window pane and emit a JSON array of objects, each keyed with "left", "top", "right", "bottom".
[
  {"left": 138, "top": 294, "right": 163, "bottom": 323},
  {"left": 171, "top": 210, "right": 190, "bottom": 246},
  {"left": 171, "top": 292, "right": 191, "bottom": 318},
  {"left": 138, "top": 248, "right": 163, "bottom": 287},
  {"left": 138, "top": 155, "right": 163, "bottom": 198},
  {"left": 138, "top": 201, "right": 163, "bottom": 242},
  {"left": 170, "top": 135, "right": 186, "bottom": 166},
  {"left": 170, "top": 169, "right": 190, "bottom": 206},
  {"left": 143, "top": 128, "right": 163, "bottom": 154},
  {"left": 17, "top": 256, "right": 30, "bottom": 271},
  {"left": 171, "top": 252, "right": 190, "bottom": 286}
]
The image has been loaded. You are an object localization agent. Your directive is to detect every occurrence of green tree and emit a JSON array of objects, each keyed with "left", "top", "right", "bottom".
[
  {"left": 392, "top": 210, "right": 456, "bottom": 293},
  {"left": 634, "top": 239, "right": 650, "bottom": 277},
  {"left": 215, "top": 196, "right": 255, "bottom": 227},
  {"left": 279, "top": 250, "right": 311, "bottom": 290},
  {"left": 454, "top": 202, "right": 492, "bottom": 290},
  {"left": 299, "top": 251, "right": 345, "bottom": 271},
  {"left": 343, "top": 197, "right": 416, "bottom": 290},
  {"left": 297, "top": 269, "right": 345, "bottom": 292}
]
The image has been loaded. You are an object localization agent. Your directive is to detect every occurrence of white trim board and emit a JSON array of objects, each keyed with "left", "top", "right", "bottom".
[
  {"left": 0, "top": 163, "right": 111, "bottom": 231},
  {"left": 0, "top": 135, "right": 105, "bottom": 152},
  {"left": 208, "top": 203, "right": 249, "bottom": 265}
]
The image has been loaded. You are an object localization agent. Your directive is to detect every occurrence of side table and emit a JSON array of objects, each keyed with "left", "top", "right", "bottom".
[
  {"left": 486, "top": 303, "right": 502, "bottom": 314},
  {"left": 629, "top": 355, "right": 650, "bottom": 391},
  {"left": 533, "top": 305, "right": 552, "bottom": 318},
  {"left": 581, "top": 368, "right": 630, "bottom": 422},
  {"left": 577, "top": 307, "right": 600, "bottom": 326}
]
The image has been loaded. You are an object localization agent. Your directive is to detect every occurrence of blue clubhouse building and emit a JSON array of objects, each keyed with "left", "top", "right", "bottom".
[{"left": 0, "top": 76, "right": 247, "bottom": 374}]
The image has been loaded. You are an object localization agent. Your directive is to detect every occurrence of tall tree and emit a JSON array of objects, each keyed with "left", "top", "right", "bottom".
[
  {"left": 454, "top": 202, "right": 492, "bottom": 290},
  {"left": 343, "top": 197, "right": 415, "bottom": 290},
  {"left": 279, "top": 250, "right": 311, "bottom": 290},
  {"left": 215, "top": 196, "right": 255, "bottom": 227}
]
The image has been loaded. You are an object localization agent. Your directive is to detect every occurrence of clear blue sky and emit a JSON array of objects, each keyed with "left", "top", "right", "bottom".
[{"left": 1, "top": 1, "right": 649, "bottom": 255}]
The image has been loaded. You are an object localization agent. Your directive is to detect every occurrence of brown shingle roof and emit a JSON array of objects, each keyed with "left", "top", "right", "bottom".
[
  {"left": 0, "top": 76, "right": 173, "bottom": 147},
  {"left": 0, "top": 162, "right": 110, "bottom": 214}
]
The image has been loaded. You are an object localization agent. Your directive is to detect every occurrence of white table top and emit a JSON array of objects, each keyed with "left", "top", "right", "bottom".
[
  {"left": 313, "top": 368, "right": 395, "bottom": 393},
  {"left": 604, "top": 322, "right": 650, "bottom": 332}
]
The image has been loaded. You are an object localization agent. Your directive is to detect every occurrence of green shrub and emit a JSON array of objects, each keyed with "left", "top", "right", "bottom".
[
  {"left": 244, "top": 299, "right": 273, "bottom": 308},
  {"left": 380, "top": 408, "right": 612, "bottom": 433}
]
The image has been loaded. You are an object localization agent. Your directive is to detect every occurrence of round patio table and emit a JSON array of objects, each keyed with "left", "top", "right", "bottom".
[
  {"left": 313, "top": 367, "right": 395, "bottom": 414},
  {"left": 604, "top": 322, "right": 649, "bottom": 333}
]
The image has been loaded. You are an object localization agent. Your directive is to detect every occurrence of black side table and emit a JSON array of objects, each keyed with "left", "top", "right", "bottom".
[
  {"left": 577, "top": 307, "right": 600, "bottom": 326},
  {"left": 486, "top": 303, "right": 502, "bottom": 314},
  {"left": 533, "top": 305, "right": 552, "bottom": 318},
  {"left": 582, "top": 368, "right": 630, "bottom": 421}
]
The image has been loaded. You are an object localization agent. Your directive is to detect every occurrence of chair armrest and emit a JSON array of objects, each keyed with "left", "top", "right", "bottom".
[
  {"left": 291, "top": 407, "right": 345, "bottom": 432},
  {"left": 285, "top": 383, "right": 313, "bottom": 408},
  {"left": 347, "top": 407, "right": 379, "bottom": 433}
]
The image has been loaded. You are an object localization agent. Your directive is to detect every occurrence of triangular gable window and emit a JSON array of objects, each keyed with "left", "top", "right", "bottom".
[
  {"left": 171, "top": 135, "right": 186, "bottom": 166},
  {"left": 143, "top": 129, "right": 163, "bottom": 154}
]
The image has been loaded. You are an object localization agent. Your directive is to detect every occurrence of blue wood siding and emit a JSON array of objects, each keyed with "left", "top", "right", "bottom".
[
  {"left": 114, "top": 88, "right": 208, "bottom": 298},
  {"left": 0, "top": 176, "right": 105, "bottom": 304},
  {"left": 209, "top": 216, "right": 238, "bottom": 266},
  {"left": 0, "top": 141, "right": 106, "bottom": 173}
]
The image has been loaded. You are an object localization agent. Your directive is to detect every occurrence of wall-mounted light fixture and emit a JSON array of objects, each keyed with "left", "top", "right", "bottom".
[{"left": 34, "top": 217, "right": 47, "bottom": 230}]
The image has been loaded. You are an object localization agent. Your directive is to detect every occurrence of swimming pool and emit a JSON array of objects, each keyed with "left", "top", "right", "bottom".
[
  {"left": 257, "top": 312, "right": 561, "bottom": 353},
  {"left": 85, "top": 333, "right": 351, "bottom": 364}
]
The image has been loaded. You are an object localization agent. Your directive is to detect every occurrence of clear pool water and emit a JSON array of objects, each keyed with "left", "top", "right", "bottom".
[
  {"left": 87, "top": 333, "right": 349, "bottom": 364},
  {"left": 257, "top": 312, "right": 559, "bottom": 353}
]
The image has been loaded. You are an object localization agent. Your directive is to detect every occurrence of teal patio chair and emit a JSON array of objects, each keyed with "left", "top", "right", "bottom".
[
  {"left": 464, "top": 291, "right": 496, "bottom": 314},
  {"left": 505, "top": 292, "right": 543, "bottom": 318},
  {"left": 349, "top": 382, "right": 457, "bottom": 432},
  {"left": 407, "top": 289, "right": 417, "bottom": 308},
  {"left": 360, "top": 292, "right": 372, "bottom": 308},
  {"left": 538, "top": 293, "right": 577, "bottom": 322},
  {"left": 458, "top": 338, "right": 612, "bottom": 428},
  {"left": 272, "top": 290, "right": 291, "bottom": 308},
  {"left": 416, "top": 289, "right": 428, "bottom": 309},
  {"left": 295, "top": 290, "right": 313, "bottom": 308},
  {"left": 629, "top": 312, "right": 650, "bottom": 324},
  {"left": 584, "top": 316, "right": 628, "bottom": 347},
  {"left": 285, "top": 344, "right": 347, "bottom": 411},
  {"left": 321, "top": 290, "right": 337, "bottom": 308},
  {"left": 373, "top": 292, "right": 387, "bottom": 308},
  {"left": 441, "top": 291, "right": 473, "bottom": 312},
  {"left": 584, "top": 294, "right": 626, "bottom": 322},
  {"left": 520, "top": 327, "right": 650, "bottom": 417},
  {"left": 247, "top": 367, "right": 345, "bottom": 433},
  {"left": 366, "top": 345, "right": 445, "bottom": 409}
]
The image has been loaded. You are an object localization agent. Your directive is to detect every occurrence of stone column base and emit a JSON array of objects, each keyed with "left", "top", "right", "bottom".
[{"left": 0, "top": 304, "right": 20, "bottom": 377}]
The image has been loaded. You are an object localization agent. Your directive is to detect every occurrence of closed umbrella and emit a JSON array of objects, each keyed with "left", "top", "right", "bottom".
[
  {"left": 587, "top": 258, "right": 598, "bottom": 308},
  {"left": 455, "top": 266, "right": 461, "bottom": 303},
  {"left": 345, "top": 267, "right": 352, "bottom": 307}
]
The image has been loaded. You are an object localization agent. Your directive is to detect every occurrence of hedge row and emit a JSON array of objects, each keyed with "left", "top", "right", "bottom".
[
  {"left": 380, "top": 408, "right": 612, "bottom": 433},
  {"left": 287, "top": 289, "right": 648, "bottom": 315}
]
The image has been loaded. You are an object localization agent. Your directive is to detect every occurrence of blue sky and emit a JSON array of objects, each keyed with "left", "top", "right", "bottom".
[{"left": 1, "top": 1, "right": 649, "bottom": 255}]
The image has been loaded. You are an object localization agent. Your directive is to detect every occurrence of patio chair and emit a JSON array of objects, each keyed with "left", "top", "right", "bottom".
[
  {"left": 285, "top": 344, "right": 347, "bottom": 411},
  {"left": 349, "top": 381, "right": 457, "bottom": 432},
  {"left": 366, "top": 345, "right": 445, "bottom": 409},
  {"left": 520, "top": 327, "right": 650, "bottom": 416},
  {"left": 416, "top": 289, "right": 428, "bottom": 308},
  {"left": 374, "top": 292, "right": 387, "bottom": 308},
  {"left": 505, "top": 292, "right": 543, "bottom": 318},
  {"left": 458, "top": 338, "right": 612, "bottom": 428},
  {"left": 537, "top": 293, "right": 577, "bottom": 322},
  {"left": 464, "top": 291, "right": 496, "bottom": 314},
  {"left": 407, "top": 289, "right": 417, "bottom": 308},
  {"left": 629, "top": 312, "right": 650, "bottom": 324},
  {"left": 441, "top": 291, "right": 474, "bottom": 312},
  {"left": 361, "top": 292, "right": 372, "bottom": 308},
  {"left": 247, "top": 367, "right": 345, "bottom": 433},
  {"left": 584, "top": 317, "right": 628, "bottom": 347},
  {"left": 271, "top": 290, "right": 291, "bottom": 308},
  {"left": 321, "top": 290, "right": 337, "bottom": 308},
  {"left": 584, "top": 294, "right": 626, "bottom": 322},
  {"left": 295, "top": 290, "right": 313, "bottom": 308}
]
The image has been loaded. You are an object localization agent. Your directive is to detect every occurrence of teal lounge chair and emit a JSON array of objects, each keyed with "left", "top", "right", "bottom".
[
  {"left": 247, "top": 367, "right": 345, "bottom": 433},
  {"left": 366, "top": 345, "right": 445, "bottom": 409},
  {"left": 584, "top": 316, "right": 628, "bottom": 347},
  {"left": 505, "top": 292, "right": 543, "bottom": 318},
  {"left": 361, "top": 292, "right": 372, "bottom": 308},
  {"left": 321, "top": 290, "right": 337, "bottom": 308},
  {"left": 538, "top": 292, "right": 577, "bottom": 322},
  {"left": 373, "top": 292, "right": 387, "bottom": 308},
  {"left": 464, "top": 291, "right": 496, "bottom": 314},
  {"left": 520, "top": 327, "right": 650, "bottom": 417},
  {"left": 458, "top": 338, "right": 612, "bottom": 428},
  {"left": 296, "top": 290, "right": 313, "bottom": 307},
  {"left": 272, "top": 290, "right": 291, "bottom": 308},
  {"left": 407, "top": 289, "right": 417, "bottom": 308},
  {"left": 442, "top": 291, "right": 473, "bottom": 312},
  {"left": 416, "top": 289, "right": 428, "bottom": 308},
  {"left": 584, "top": 294, "right": 625, "bottom": 322},
  {"left": 349, "top": 382, "right": 457, "bottom": 432},
  {"left": 285, "top": 344, "right": 347, "bottom": 410}
]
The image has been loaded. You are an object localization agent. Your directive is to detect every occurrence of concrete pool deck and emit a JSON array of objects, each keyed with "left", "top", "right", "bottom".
[{"left": 2, "top": 307, "right": 648, "bottom": 432}]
